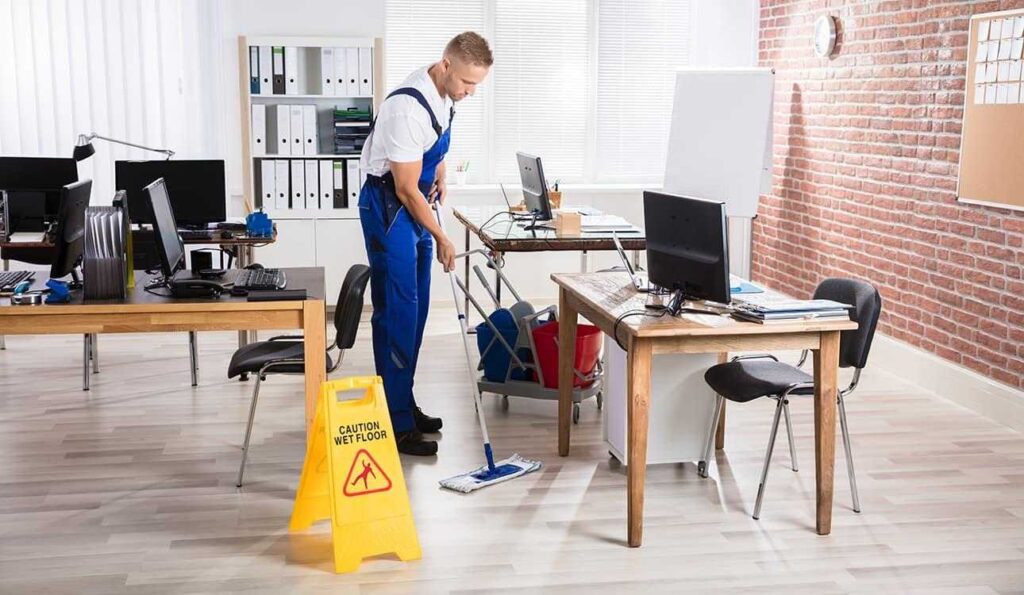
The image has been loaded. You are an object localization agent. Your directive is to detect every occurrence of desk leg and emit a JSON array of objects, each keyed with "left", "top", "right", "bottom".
[
  {"left": 557, "top": 287, "right": 578, "bottom": 456},
  {"left": 626, "top": 338, "right": 653, "bottom": 547},
  {"left": 464, "top": 226, "right": 471, "bottom": 323},
  {"left": 813, "top": 331, "right": 840, "bottom": 535},
  {"left": 715, "top": 352, "right": 728, "bottom": 449},
  {"left": 303, "top": 301, "right": 327, "bottom": 436},
  {"left": 237, "top": 245, "right": 257, "bottom": 348},
  {"left": 494, "top": 250, "right": 503, "bottom": 305}
]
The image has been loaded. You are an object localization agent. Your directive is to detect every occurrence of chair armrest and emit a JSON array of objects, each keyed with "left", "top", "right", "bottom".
[{"left": 730, "top": 354, "right": 780, "bottom": 363}]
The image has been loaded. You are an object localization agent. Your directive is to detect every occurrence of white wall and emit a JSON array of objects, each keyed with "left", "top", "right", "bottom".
[
  {"left": 218, "top": 0, "right": 385, "bottom": 215},
  {"left": 689, "top": 0, "right": 760, "bottom": 68}
]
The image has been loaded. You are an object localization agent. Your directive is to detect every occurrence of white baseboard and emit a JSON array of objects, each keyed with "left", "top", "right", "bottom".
[{"left": 872, "top": 334, "right": 1024, "bottom": 433}]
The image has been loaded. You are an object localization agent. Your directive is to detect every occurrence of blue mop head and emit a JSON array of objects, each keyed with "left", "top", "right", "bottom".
[{"left": 438, "top": 453, "right": 542, "bottom": 493}]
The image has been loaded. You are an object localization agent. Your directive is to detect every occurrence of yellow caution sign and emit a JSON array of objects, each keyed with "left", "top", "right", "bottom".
[{"left": 289, "top": 375, "right": 421, "bottom": 573}]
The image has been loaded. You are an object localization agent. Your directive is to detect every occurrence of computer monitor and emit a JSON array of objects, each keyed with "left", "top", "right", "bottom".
[
  {"left": 144, "top": 178, "right": 185, "bottom": 279},
  {"left": 643, "top": 191, "right": 731, "bottom": 305},
  {"left": 516, "top": 152, "right": 553, "bottom": 221},
  {"left": 50, "top": 179, "right": 92, "bottom": 283},
  {"left": 115, "top": 160, "right": 226, "bottom": 226},
  {"left": 0, "top": 157, "right": 79, "bottom": 233}
]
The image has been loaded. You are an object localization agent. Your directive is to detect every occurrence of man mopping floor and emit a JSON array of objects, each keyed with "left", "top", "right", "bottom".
[{"left": 357, "top": 32, "right": 493, "bottom": 456}]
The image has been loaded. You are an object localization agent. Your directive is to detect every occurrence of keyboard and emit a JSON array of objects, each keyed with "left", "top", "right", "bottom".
[
  {"left": 0, "top": 270, "right": 34, "bottom": 292},
  {"left": 234, "top": 268, "right": 287, "bottom": 291},
  {"left": 178, "top": 229, "right": 216, "bottom": 241}
]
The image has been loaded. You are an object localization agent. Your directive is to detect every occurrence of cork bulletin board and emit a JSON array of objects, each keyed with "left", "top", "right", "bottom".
[{"left": 958, "top": 8, "right": 1024, "bottom": 211}]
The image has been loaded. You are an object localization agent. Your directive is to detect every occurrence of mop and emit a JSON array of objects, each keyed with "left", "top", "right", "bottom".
[{"left": 434, "top": 205, "right": 542, "bottom": 493}]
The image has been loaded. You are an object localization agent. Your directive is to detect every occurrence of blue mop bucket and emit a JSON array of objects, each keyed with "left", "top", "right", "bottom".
[{"left": 475, "top": 309, "right": 532, "bottom": 382}]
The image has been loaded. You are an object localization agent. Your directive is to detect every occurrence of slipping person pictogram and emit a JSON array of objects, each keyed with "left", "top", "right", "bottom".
[{"left": 351, "top": 461, "right": 376, "bottom": 491}]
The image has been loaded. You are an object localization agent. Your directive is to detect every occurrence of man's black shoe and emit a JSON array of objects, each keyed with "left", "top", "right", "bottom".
[
  {"left": 395, "top": 429, "right": 438, "bottom": 456},
  {"left": 414, "top": 407, "right": 443, "bottom": 434}
]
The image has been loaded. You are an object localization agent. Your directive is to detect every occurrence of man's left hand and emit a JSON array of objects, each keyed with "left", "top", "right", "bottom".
[{"left": 428, "top": 177, "right": 447, "bottom": 206}]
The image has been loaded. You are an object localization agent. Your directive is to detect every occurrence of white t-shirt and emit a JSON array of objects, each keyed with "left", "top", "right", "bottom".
[{"left": 359, "top": 66, "right": 453, "bottom": 176}]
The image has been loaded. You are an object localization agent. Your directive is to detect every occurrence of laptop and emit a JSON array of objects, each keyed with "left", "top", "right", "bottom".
[{"left": 612, "top": 231, "right": 654, "bottom": 292}]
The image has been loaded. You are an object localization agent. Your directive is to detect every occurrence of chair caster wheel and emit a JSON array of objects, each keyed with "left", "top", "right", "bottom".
[
  {"left": 572, "top": 403, "right": 580, "bottom": 424},
  {"left": 697, "top": 461, "right": 708, "bottom": 478}
]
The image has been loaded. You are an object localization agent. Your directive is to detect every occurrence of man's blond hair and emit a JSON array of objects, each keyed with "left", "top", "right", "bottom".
[{"left": 444, "top": 32, "right": 493, "bottom": 67}]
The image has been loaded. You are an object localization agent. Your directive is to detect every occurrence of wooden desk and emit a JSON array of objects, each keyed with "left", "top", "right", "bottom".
[
  {"left": 552, "top": 272, "right": 858, "bottom": 547},
  {"left": 0, "top": 267, "right": 327, "bottom": 436}
]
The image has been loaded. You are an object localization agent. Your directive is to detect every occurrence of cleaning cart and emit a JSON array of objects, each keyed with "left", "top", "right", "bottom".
[{"left": 450, "top": 249, "right": 604, "bottom": 424}]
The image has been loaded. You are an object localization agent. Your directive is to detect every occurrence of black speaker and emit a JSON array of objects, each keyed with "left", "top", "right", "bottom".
[{"left": 190, "top": 249, "right": 213, "bottom": 274}]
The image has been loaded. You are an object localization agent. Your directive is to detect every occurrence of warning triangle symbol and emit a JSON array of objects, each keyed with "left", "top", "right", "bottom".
[{"left": 342, "top": 449, "right": 393, "bottom": 497}]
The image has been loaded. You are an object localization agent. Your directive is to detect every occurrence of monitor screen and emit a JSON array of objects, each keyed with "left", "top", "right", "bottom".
[
  {"left": 50, "top": 179, "right": 92, "bottom": 280},
  {"left": 643, "top": 191, "right": 730, "bottom": 304},
  {"left": 144, "top": 178, "right": 185, "bottom": 278},
  {"left": 115, "top": 160, "right": 226, "bottom": 226},
  {"left": 0, "top": 157, "right": 79, "bottom": 232},
  {"left": 516, "top": 152, "right": 552, "bottom": 221}
]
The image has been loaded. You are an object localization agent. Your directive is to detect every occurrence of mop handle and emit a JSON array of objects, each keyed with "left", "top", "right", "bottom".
[{"left": 436, "top": 205, "right": 496, "bottom": 470}]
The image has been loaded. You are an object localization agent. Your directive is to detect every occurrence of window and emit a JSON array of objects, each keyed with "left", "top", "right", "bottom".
[
  {"left": 0, "top": 0, "right": 224, "bottom": 203},
  {"left": 385, "top": 0, "right": 692, "bottom": 185}
]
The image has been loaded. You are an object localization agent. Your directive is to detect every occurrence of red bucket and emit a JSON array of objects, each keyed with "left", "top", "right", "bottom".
[{"left": 532, "top": 321, "right": 602, "bottom": 389}]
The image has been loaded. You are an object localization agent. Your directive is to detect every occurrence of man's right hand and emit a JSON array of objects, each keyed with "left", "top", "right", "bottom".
[{"left": 436, "top": 236, "right": 456, "bottom": 272}]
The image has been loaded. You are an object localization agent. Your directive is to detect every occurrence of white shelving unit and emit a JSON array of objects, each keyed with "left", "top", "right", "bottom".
[{"left": 238, "top": 35, "right": 383, "bottom": 304}]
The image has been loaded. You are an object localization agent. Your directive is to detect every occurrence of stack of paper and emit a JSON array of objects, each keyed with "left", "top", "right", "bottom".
[
  {"left": 732, "top": 295, "right": 852, "bottom": 324},
  {"left": 83, "top": 205, "right": 129, "bottom": 300}
]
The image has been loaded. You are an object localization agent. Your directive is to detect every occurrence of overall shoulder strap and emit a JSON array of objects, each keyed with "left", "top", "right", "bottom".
[{"left": 383, "top": 87, "right": 442, "bottom": 137}]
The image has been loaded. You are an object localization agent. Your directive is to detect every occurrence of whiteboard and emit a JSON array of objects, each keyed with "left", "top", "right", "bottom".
[{"left": 662, "top": 68, "right": 774, "bottom": 218}]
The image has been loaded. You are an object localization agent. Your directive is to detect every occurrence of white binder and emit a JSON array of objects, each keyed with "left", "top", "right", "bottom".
[
  {"left": 291, "top": 159, "right": 305, "bottom": 208},
  {"left": 346, "top": 159, "right": 362, "bottom": 204},
  {"left": 321, "top": 47, "right": 335, "bottom": 96},
  {"left": 274, "top": 160, "right": 290, "bottom": 209},
  {"left": 345, "top": 48, "right": 360, "bottom": 96},
  {"left": 290, "top": 104, "right": 304, "bottom": 155},
  {"left": 319, "top": 159, "right": 334, "bottom": 210},
  {"left": 259, "top": 46, "right": 273, "bottom": 94},
  {"left": 250, "top": 104, "right": 266, "bottom": 156},
  {"left": 305, "top": 160, "right": 319, "bottom": 209},
  {"left": 333, "top": 47, "right": 347, "bottom": 97},
  {"left": 275, "top": 104, "right": 291, "bottom": 155},
  {"left": 284, "top": 46, "right": 299, "bottom": 95},
  {"left": 260, "top": 162, "right": 275, "bottom": 208},
  {"left": 358, "top": 47, "right": 373, "bottom": 96},
  {"left": 302, "top": 105, "right": 317, "bottom": 156}
]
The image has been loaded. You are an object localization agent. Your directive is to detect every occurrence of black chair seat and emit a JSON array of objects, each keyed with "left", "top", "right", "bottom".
[
  {"left": 227, "top": 340, "right": 333, "bottom": 378},
  {"left": 704, "top": 360, "right": 814, "bottom": 403}
]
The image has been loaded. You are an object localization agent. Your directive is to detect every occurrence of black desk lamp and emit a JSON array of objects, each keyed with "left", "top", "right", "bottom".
[{"left": 73, "top": 133, "right": 175, "bottom": 161}]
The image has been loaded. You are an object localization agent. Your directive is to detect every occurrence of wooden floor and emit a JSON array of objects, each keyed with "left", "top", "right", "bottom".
[{"left": 2, "top": 314, "right": 1023, "bottom": 593}]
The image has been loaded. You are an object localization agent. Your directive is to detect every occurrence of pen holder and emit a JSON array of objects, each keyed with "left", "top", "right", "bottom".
[
  {"left": 554, "top": 211, "right": 581, "bottom": 236},
  {"left": 548, "top": 190, "right": 562, "bottom": 210}
]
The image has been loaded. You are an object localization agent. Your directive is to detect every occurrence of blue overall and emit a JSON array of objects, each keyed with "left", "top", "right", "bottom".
[{"left": 358, "top": 87, "right": 453, "bottom": 433}]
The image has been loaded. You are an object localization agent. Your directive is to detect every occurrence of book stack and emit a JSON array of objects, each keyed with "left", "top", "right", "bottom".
[
  {"left": 334, "top": 107, "right": 372, "bottom": 154},
  {"left": 732, "top": 296, "right": 852, "bottom": 324}
]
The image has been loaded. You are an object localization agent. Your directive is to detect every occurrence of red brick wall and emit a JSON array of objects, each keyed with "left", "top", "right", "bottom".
[{"left": 755, "top": 0, "right": 1024, "bottom": 389}]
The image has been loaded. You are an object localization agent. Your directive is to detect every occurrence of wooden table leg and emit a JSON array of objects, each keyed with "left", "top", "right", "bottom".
[
  {"left": 557, "top": 288, "right": 578, "bottom": 457},
  {"left": 627, "top": 338, "right": 653, "bottom": 547},
  {"left": 303, "top": 300, "right": 327, "bottom": 437},
  {"left": 813, "top": 330, "right": 840, "bottom": 535},
  {"left": 715, "top": 352, "right": 728, "bottom": 449}
]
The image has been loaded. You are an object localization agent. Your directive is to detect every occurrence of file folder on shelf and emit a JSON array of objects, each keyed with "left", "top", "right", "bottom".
[
  {"left": 274, "top": 160, "right": 290, "bottom": 208},
  {"left": 261, "top": 162, "right": 276, "bottom": 209},
  {"left": 272, "top": 46, "right": 285, "bottom": 94},
  {"left": 302, "top": 105, "right": 318, "bottom": 156},
  {"left": 259, "top": 46, "right": 273, "bottom": 95},
  {"left": 321, "top": 47, "right": 335, "bottom": 96},
  {"left": 305, "top": 160, "right": 319, "bottom": 209},
  {"left": 83, "top": 202, "right": 129, "bottom": 300},
  {"left": 358, "top": 47, "right": 373, "bottom": 96},
  {"left": 333, "top": 160, "right": 346, "bottom": 208},
  {"left": 346, "top": 159, "right": 362, "bottom": 204},
  {"left": 291, "top": 159, "right": 305, "bottom": 208},
  {"left": 284, "top": 46, "right": 299, "bottom": 95},
  {"left": 319, "top": 160, "right": 334, "bottom": 211},
  {"left": 334, "top": 47, "right": 347, "bottom": 97},
  {"left": 251, "top": 104, "right": 266, "bottom": 156},
  {"left": 290, "top": 104, "right": 304, "bottom": 155},
  {"left": 276, "top": 104, "right": 291, "bottom": 155},
  {"left": 249, "top": 46, "right": 260, "bottom": 94},
  {"left": 345, "top": 48, "right": 360, "bottom": 96}
]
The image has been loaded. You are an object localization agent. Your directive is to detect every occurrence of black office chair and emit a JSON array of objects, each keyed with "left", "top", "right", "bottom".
[
  {"left": 228, "top": 264, "right": 371, "bottom": 487},
  {"left": 698, "top": 278, "right": 881, "bottom": 519}
]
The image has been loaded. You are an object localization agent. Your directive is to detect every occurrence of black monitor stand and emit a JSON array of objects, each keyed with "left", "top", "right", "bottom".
[{"left": 665, "top": 289, "right": 729, "bottom": 317}]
